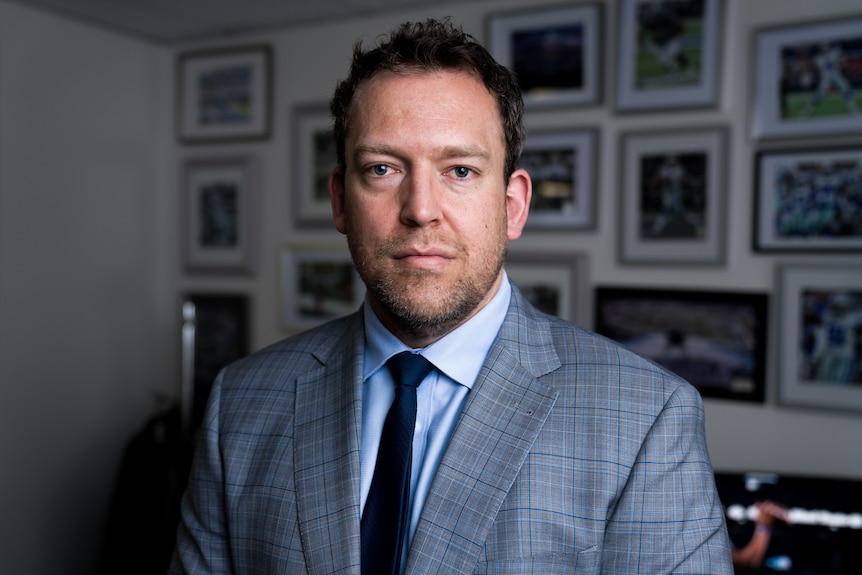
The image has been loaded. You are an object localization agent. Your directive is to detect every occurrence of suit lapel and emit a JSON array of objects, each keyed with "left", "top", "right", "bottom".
[
  {"left": 406, "top": 289, "right": 561, "bottom": 574},
  {"left": 293, "top": 314, "right": 365, "bottom": 575}
]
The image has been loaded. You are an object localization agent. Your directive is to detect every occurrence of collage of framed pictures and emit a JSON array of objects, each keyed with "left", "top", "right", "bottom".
[
  {"left": 485, "top": 2, "right": 860, "bottom": 411},
  {"left": 177, "top": 45, "right": 272, "bottom": 275},
  {"left": 168, "top": 6, "right": 861, "bottom": 415},
  {"left": 175, "top": 45, "right": 273, "bottom": 413},
  {"left": 748, "top": 16, "right": 862, "bottom": 412}
]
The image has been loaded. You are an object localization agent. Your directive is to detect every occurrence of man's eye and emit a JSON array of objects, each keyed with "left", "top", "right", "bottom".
[
  {"left": 371, "top": 164, "right": 389, "bottom": 176},
  {"left": 453, "top": 166, "right": 472, "bottom": 178}
]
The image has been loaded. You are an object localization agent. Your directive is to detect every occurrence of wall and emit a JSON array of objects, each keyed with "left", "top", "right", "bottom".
[
  {"left": 0, "top": 2, "right": 175, "bottom": 573},
  {"left": 0, "top": 0, "right": 860, "bottom": 574}
]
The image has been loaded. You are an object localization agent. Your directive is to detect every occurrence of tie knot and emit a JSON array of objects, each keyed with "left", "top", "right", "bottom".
[{"left": 387, "top": 351, "right": 433, "bottom": 389}]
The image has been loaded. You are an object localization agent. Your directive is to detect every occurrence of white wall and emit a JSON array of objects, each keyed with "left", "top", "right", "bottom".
[
  {"left": 0, "top": 2, "right": 175, "bottom": 573},
  {"left": 0, "top": 0, "right": 860, "bottom": 573}
]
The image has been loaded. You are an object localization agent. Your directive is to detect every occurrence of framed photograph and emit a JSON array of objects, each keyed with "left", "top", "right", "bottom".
[
  {"left": 755, "top": 146, "right": 862, "bottom": 252},
  {"left": 752, "top": 16, "right": 862, "bottom": 139},
  {"left": 178, "top": 44, "right": 272, "bottom": 143},
  {"left": 182, "top": 157, "right": 258, "bottom": 274},
  {"left": 595, "top": 287, "right": 768, "bottom": 403},
  {"left": 293, "top": 104, "right": 337, "bottom": 226},
  {"left": 280, "top": 246, "right": 365, "bottom": 331},
  {"left": 616, "top": 0, "right": 723, "bottom": 111},
  {"left": 180, "top": 293, "right": 250, "bottom": 437},
  {"left": 778, "top": 264, "right": 862, "bottom": 412},
  {"left": 487, "top": 3, "right": 603, "bottom": 108},
  {"left": 518, "top": 129, "right": 599, "bottom": 229},
  {"left": 620, "top": 127, "right": 727, "bottom": 264},
  {"left": 506, "top": 252, "right": 590, "bottom": 326}
]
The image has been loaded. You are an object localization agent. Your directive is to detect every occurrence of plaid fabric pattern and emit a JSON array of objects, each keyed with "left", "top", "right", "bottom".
[{"left": 170, "top": 285, "right": 732, "bottom": 574}]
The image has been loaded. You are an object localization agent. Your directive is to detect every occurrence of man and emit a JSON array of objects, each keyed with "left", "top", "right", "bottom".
[
  {"left": 170, "top": 18, "right": 732, "bottom": 574},
  {"left": 799, "top": 42, "right": 859, "bottom": 118},
  {"left": 730, "top": 501, "right": 790, "bottom": 570}
]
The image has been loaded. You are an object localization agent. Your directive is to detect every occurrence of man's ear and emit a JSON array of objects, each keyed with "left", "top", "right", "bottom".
[
  {"left": 505, "top": 168, "right": 532, "bottom": 240},
  {"left": 329, "top": 167, "right": 347, "bottom": 234}
]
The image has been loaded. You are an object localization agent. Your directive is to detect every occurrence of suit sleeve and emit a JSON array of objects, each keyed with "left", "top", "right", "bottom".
[
  {"left": 602, "top": 381, "right": 733, "bottom": 574},
  {"left": 168, "top": 371, "right": 234, "bottom": 575}
]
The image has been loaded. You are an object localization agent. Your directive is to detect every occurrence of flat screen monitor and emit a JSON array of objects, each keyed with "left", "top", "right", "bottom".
[{"left": 715, "top": 471, "right": 862, "bottom": 574}]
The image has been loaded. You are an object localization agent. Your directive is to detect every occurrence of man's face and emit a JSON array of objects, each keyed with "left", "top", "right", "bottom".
[{"left": 329, "top": 70, "right": 531, "bottom": 347}]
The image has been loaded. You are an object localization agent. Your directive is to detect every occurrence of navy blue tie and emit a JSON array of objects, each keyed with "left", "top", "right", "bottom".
[{"left": 361, "top": 351, "right": 433, "bottom": 575}]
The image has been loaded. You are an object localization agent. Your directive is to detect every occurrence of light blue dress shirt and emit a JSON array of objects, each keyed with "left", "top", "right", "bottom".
[{"left": 360, "top": 273, "right": 511, "bottom": 571}]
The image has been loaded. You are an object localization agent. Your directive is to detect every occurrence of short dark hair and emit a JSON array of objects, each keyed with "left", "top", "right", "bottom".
[{"left": 329, "top": 18, "right": 525, "bottom": 181}]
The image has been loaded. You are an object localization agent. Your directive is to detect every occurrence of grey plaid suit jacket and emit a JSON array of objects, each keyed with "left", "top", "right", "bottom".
[{"left": 170, "top": 284, "right": 732, "bottom": 574}]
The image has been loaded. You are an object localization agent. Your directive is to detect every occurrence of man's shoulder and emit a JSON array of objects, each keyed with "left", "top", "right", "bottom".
[
  {"left": 220, "top": 313, "right": 358, "bottom": 386},
  {"left": 533, "top": 309, "right": 700, "bottom": 403}
]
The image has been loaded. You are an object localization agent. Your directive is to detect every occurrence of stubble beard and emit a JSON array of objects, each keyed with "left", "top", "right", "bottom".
[{"left": 347, "top": 231, "right": 507, "bottom": 342}]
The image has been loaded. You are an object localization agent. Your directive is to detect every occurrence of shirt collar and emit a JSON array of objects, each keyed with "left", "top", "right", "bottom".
[{"left": 363, "top": 272, "right": 511, "bottom": 389}]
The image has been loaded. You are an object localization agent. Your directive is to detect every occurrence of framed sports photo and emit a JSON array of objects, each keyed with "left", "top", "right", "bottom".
[
  {"left": 182, "top": 156, "right": 258, "bottom": 274},
  {"left": 518, "top": 128, "right": 599, "bottom": 229},
  {"left": 506, "top": 252, "right": 590, "bottom": 327},
  {"left": 616, "top": 0, "right": 723, "bottom": 112},
  {"left": 755, "top": 146, "right": 862, "bottom": 252},
  {"left": 178, "top": 44, "right": 272, "bottom": 143},
  {"left": 280, "top": 246, "right": 365, "bottom": 331},
  {"left": 752, "top": 16, "right": 862, "bottom": 139},
  {"left": 595, "top": 286, "right": 768, "bottom": 403},
  {"left": 778, "top": 264, "right": 862, "bottom": 412},
  {"left": 293, "top": 103, "right": 337, "bottom": 226},
  {"left": 619, "top": 127, "right": 727, "bottom": 264},
  {"left": 487, "top": 3, "right": 603, "bottom": 108}
]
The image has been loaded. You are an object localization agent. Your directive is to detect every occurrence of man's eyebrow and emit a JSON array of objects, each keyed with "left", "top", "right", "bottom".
[
  {"left": 438, "top": 145, "right": 491, "bottom": 160},
  {"left": 352, "top": 143, "right": 491, "bottom": 160}
]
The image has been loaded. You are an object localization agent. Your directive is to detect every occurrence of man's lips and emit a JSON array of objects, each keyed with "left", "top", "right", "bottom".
[{"left": 392, "top": 248, "right": 454, "bottom": 268}]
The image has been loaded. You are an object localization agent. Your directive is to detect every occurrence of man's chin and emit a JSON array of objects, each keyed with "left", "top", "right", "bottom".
[{"left": 375, "top": 283, "right": 480, "bottom": 335}]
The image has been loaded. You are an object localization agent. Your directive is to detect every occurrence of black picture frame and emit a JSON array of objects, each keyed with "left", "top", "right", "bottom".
[
  {"left": 180, "top": 293, "right": 250, "bottom": 437},
  {"left": 754, "top": 145, "right": 862, "bottom": 252},
  {"left": 594, "top": 286, "right": 768, "bottom": 403}
]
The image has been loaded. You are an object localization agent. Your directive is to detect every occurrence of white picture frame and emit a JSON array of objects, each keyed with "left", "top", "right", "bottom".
[
  {"left": 182, "top": 156, "right": 258, "bottom": 274},
  {"left": 519, "top": 128, "right": 599, "bottom": 229},
  {"left": 487, "top": 3, "right": 603, "bottom": 108},
  {"left": 778, "top": 264, "right": 862, "bottom": 412},
  {"left": 620, "top": 127, "right": 727, "bottom": 265},
  {"left": 751, "top": 16, "right": 862, "bottom": 139},
  {"left": 293, "top": 103, "right": 337, "bottom": 226},
  {"left": 506, "top": 252, "right": 591, "bottom": 327},
  {"left": 616, "top": 0, "right": 723, "bottom": 112},
  {"left": 280, "top": 246, "right": 364, "bottom": 331}
]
